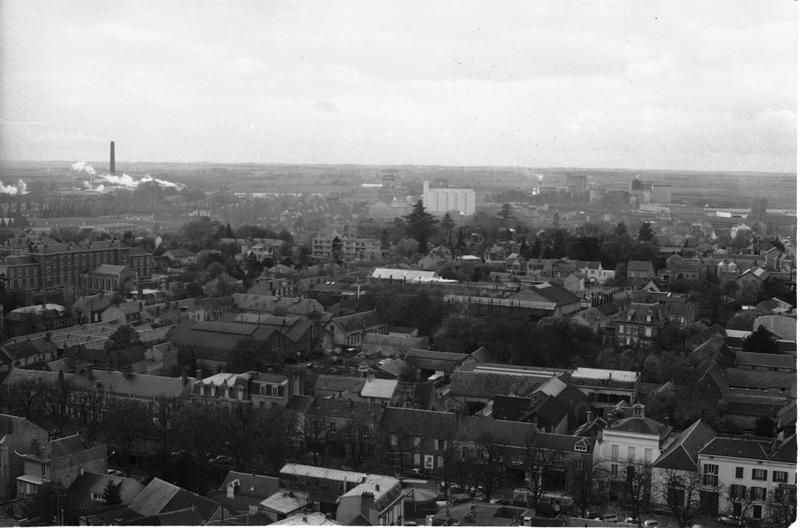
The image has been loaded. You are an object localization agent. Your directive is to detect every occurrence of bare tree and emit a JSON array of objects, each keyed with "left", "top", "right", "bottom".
[
  {"left": 304, "top": 414, "right": 330, "bottom": 466},
  {"left": 768, "top": 486, "right": 797, "bottom": 528},
  {"left": 660, "top": 469, "right": 711, "bottom": 528},
  {"left": 724, "top": 482, "right": 754, "bottom": 526},
  {"left": 521, "top": 432, "right": 556, "bottom": 507},
  {"left": 470, "top": 431, "right": 507, "bottom": 500},
  {"left": 567, "top": 457, "right": 608, "bottom": 518},
  {"left": 618, "top": 464, "right": 653, "bottom": 526}
]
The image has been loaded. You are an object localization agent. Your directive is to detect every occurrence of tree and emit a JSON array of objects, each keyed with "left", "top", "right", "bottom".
[
  {"left": 660, "top": 469, "right": 707, "bottom": 528},
  {"left": 170, "top": 402, "right": 230, "bottom": 493},
  {"left": 743, "top": 325, "right": 779, "bottom": 354},
  {"left": 522, "top": 433, "right": 556, "bottom": 507},
  {"left": 618, "top": 464, "right": 653, "bottom": 526},
  {"left": 105, "top": 324, "right": 141, "bottom": 351},
  {"left": 102, "top": 480, "right": 123, "bottom": 506},
  {"left": 226, "top": 337, "right": 276, "bottom": 372},
  {"left": 331, "top": 236, "right": 343, "bottom": 264},
  {"left": 768, "top": 486, "right": 797, "bottom": 528},
  {"left": 403, "top": 200, "right": 438, "bottom": 254},
  {"left": 567, "top": 458, "right": 608, "bottom": 518},
  {"left": 638, "top": 222, "right": 654, "bottom": 242},
  {"left": 470, "top": 431, "right": 507, "bottom": 500},
  {"left": 615, "top": 221, "right": 629, "bottom": 237},
  {"left": 103, "top": 399, "right": 151, "bottom": 476},
  {"left": 440, "top": 213, "right": 455, "bottom": 245}
]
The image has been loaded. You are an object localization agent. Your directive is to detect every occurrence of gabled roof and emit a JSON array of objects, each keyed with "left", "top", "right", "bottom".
[
  {"left": 329, "top": 310, "right": 386, "bottom": 334},
  {"left": 735, "top": 350, "right": 796, "bottom": 370},
  {"left": 699, "top": 437, "right": 770, "bottom": 461},
  {"left": 457, "top": 417, "right": 592, "bottom": 453},
  {"left": 529, "top": 282, "right": 580, "bottom": 307},
  {"left": 400, "top": 348, "right": 470, "bottom": 373},
  {"left": 381, "top": 408, "right": 458, "bottom": 438},
  {"left": 628, "top": 260, "right": 655, "bottom": 272},
  {"left": 128, "top": 477, "right": 223, "bottom": 521},
  {"left": 607, "top": 414, "right": 669, "bottom": 438},
  {"left": 68, "top": 472, "right": 145, "bottom": 509},
  {"left": 314, "top": 375, "right": 365, "bottom": 395},
  {"left": 654, "top": 419, "right": 717, "bottom": 471},
  {"left": 219, "top": 471, "right": 279, "bottom": 499},
  {"left": 723, "top": 368, "right": 796, "bottom": 397},
  {"left": 305, "top": 397, "right": 384, "bottom": 424}
]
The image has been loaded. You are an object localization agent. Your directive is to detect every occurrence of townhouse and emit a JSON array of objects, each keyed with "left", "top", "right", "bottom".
[{"left": 697, "top": 434, "right": 797, "bottom": 521}]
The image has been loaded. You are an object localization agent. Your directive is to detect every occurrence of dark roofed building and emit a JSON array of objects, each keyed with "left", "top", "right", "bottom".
[{"left": 325, "top": 310, "right": 388, "bottom": 347}]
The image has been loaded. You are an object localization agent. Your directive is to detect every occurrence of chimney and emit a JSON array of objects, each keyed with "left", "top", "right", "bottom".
[
  {"left": 585, "top": 409, "right": 593, "bottom": 424},
  {"left": 110, "top": 141, "right": 116, "bottom": 175},
  {"left": 196, "top": 368, "right": 202, "bottom": 380}
]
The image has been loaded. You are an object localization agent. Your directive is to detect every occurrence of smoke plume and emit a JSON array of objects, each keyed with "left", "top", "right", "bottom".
[{"left": 0, "top": 180, "right": 28, "bottom": 195}]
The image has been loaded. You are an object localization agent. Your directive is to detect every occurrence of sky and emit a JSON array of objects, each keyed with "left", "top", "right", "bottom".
[{"left": 0, "top": 0, "right": 796, "bottom": 172}]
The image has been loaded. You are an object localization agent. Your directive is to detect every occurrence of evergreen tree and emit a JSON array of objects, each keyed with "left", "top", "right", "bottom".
[
  {"left": 743, "top": 325, "right": 779, "bottom": 354},
  {"left": 223, "top": 223, "right": 235, "bottom": 238},
  {"left": 403, "top": 200, "right": 438, "bottom": 254},
  {"left": 638, "top": 222, "right": 654, "bottom": 241},
  {"left": 614, "top": 221, "right": 628, "bottom": 237},
  {"left": 102, "top": 480, "right": 122, "bottom": 506}
]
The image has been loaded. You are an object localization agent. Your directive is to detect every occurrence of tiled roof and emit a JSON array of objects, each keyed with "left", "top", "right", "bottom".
[
  {"left": 529, "top": 282, "right": 581, "bottom": 306},
  {"left": 628, "top": 260, "right": 654, "bottom": 272},
  {"left": 380, "top": 407, "right": 458, "bottom": 438},
  {"left": 314, "top": 375, "right": 365, "bottom": 395},
  {"left": 724, "top": 368, "right": 796, "bottom": 397},
  {"left": 735, "top": 351, "right": 796, "bottom": 370},
  {"left": 458, "top": 417, "right": 592, "bottom": 453},
  {"left": 329, "top": 310, "right": 386, "bottom": 334},
  {"left": 400, "top": 348, "right": 469, "bottom": 372},
  {"left": 699, "top": 437, "right": 770, "bottom": 461},
  {"left": 68, "top": 472, "right": 145, "bottom": 509},
  {"left": 218, "top": 471, "right": 279, "bottom": 499},
  {"left": 654, "top": 419, "right": 717, "bottom": 471},
  {"left": 607, "top": 415, "right": 669, "bottom": 437},
  {"left": 305, "top": 397, "right": 384, "bottom": 424}
]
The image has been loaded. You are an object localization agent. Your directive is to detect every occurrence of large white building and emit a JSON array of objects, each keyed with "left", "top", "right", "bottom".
[
  {"left": 422, "top": 181, "right": 476, "bottom": 216},
  {"left": 697, "top": 434, "right": 796, "bottom": 522}
]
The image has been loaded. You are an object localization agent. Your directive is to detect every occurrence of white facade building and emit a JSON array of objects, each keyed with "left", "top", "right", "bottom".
[
  {"left": 697, "top": 435, "right": 796, "bottom": 521},
  {"left": 422, "top": 181, "right": 476, "bottom": 216}
]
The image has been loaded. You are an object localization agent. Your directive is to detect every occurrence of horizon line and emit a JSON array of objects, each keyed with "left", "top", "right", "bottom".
[{"left": 0, "top": 159, "right": 795, "bottom": 177}]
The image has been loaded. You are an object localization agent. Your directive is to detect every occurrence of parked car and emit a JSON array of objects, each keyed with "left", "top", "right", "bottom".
[
  {"left": 595, "top": 514, "right": 619, "bottom": 523},
  {"left": 642, "top": 521, "right": 659, "bottom": 528},
  {"left": 209, "top": 454, "right": 233, "bottom": 465},
  {"left": 105, "top": 469, "right": 124, "bottom": 476},
  {"left": 716, "top": 515, "right": 744, "bottom": 527}
]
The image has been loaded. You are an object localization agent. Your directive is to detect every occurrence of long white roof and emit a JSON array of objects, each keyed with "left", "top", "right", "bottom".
[{"left": 572, "top": 367, "right": 639, "bottom": 383}]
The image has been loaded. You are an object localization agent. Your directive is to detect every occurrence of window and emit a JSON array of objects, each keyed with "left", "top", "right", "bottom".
[
  {"left": 735, "top": 467, "right": 743, "bottom": 479},
  {"left": 270, "top": 385, "right": 278, "bottom": 397},
  {"left": 611, "top": 464, "right": 619, "bottom": 477},
  {"left": 750, "top": 487, "right": 767, "bottom": 501},
  {"left": 259, "top": 384, "right": 266, "bottom": 395},
  {"left": 644, "top": 448, "right": 652, "bottom": 461},
  {"left": 773, "top": 471, "right": 789, "bottom": 483},
  {"left": 329, "top": 423, "right": 335, "bottom": 432},
  {"left": 752, "top": 505, "right": 762, "bottom": 519},
  {"left": 752, "top": 469, "right": 767, "bottom": 481},
  {"left": 390, "top": 434, "right": 398, "bottom": 447},
  {"left": 434, "top": 439, "right": 440, "bottom": 451},
  {"left": 627, "top": 446, "right": 635, "bottom": 461},
  {"left": 702, "top": 464, "right": 719, "bottom": 486},
  {"left": 413, "top": 437, "right": 420, "bottom": 448},
  {"left": 575, "top": 442, "right": 587, "bottom": 452},
  {"left": 611, "top": 445, "right": 619, "bottom": 461},
  {"left": 730, "top": 484, "right": 747, "bottom": 498}
]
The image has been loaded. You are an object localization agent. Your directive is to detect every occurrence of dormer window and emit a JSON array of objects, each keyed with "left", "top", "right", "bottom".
[{"left": 574, "top": 442, "right": 587, "bottom": 452}]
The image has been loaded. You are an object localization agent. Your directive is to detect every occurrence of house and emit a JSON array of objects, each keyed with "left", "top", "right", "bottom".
[
  {"left": 163, "top": 249, "right": 196, "bottom": 267},
  {"left": 192, "top": 371, "right": 302, "bottom": 409},
  {"left": 4, "top": 303, "right": 73, "bottom": 337},
  {"left": 84, "top": 264, "right": 138, "bottom": 294},
  {"left": 418, "top": 245, "right": 453, "bottom": 270},
  {"left": 491, "top": 376, "right": 592, "bottom": 434},
  {"left": 0, "top": 414, "right": 49, "bottom": 503},
  {"left": 335, "top": 474, "right": 406, "bottom": 525},
  {"left": 508, "top": 282, "right": 581, "bottom": 316},
  {"left": 455, "top": 417, "right": 594, "bottom": 491},
  {"left": 735, "top": 266, "right": 769, "bottom": 299},
  {"left": 652, "top": 419, "right": 717, "bottom": 511},
  {"left": 119, "top": 477, "right": 231, "bottom": 525},
  {"left": 380, "top": 408, "right": 459, "bottom": 476},
  {"left": 68, "top": 472, "right": 145, "bottom": 512},
  {"left": 664, "top": 255, "right": 705, "bottom": 284},
  {"left": 578, "top": 261, "right": 616, "bottom": 285},
  {"left": 304, "top": 398, "right": 385, "bottom": 459},
  {"left": 627, "top": 260, "right": 655, "bottom": 285},
  {"left": 325, "top": 310, "right": 388, "bottom": 347},
  {"left": 0, "top": 336, "right": 59, "bottom": 371},
  {"left": 101, "top": 300, "right": 146, "bottom": 325},
  {"left": 612, "top": 302, "right": 667, "bottom": 350},
  {"left": 16, "top": 434, "right": 107, "bottom": 498},
  {"left": 570, "top": 368, "right": 640, "bottom": 409},
  {"left": 259, "top": 489, "right": 310, "bottom": 523},
  {"left": 209, "top": 470, "right": 281, "bottom": 516},
  {"left": 449, "top": 363, "right": 568, "bottom": 414},
  {"left": 696, "top": 434, "right": 797, "bottom": 520},
  {"left": 313, "top": 375, "right": 366, "bottom": 401},
  {"left": 203, "top": 273, "right": 245, "bottom": 297},
  {"left": 360, "top": 375, "right": 398, "bottom": 404},
  {"left": 593, "top": 404, "right": 671, "bottom": 499},
  {"left": 275, "top": 464, "right": 405, "bottom": 526}
]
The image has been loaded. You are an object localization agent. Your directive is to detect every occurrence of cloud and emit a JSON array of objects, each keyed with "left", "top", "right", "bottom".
[{"left": 314, "top": 100, "right": 339, "bottom": 113}]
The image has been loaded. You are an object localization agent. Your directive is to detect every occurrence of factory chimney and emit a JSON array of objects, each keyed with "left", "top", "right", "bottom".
[{"left": 109, "top": 141, "right": 116, "bottom": 175}]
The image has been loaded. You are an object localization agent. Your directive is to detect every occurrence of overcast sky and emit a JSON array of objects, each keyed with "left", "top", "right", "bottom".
[{"left": 0, "top": 0, "right": 796, "bottom": 172}]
